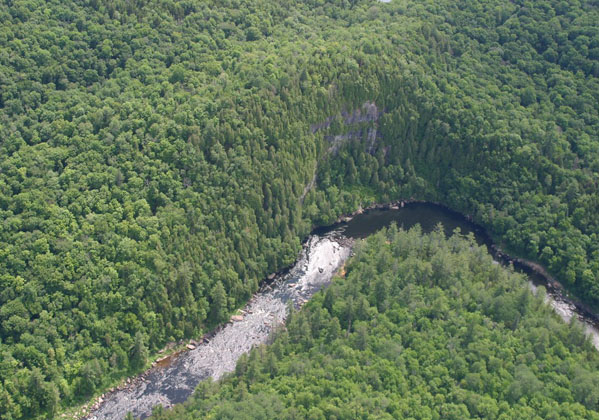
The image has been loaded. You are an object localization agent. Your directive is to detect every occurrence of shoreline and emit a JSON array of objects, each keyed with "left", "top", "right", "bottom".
[
  {"left": 82, "top": 233, "right": 353, "bottom": 420},
  {"left": 77, "top": 199, "right": 599, "bottom": 419},
  {"left": 340, "top": 199, "right": 599, "bottom": 327}
]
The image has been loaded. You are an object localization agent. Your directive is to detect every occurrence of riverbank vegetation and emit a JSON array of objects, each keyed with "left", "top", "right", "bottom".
[
  {"left": 149, "top": 227, "right": 599, "bottom": 420},
  {"left": 1, "top": 0, "right": 598, "bottom": 417}
]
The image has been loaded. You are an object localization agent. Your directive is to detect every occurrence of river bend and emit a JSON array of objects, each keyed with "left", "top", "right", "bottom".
[{"left": 86, "top": 203, "right": 599, "bottom": 420}]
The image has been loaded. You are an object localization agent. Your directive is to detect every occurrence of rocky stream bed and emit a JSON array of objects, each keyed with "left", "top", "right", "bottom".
[
  {"left": 85, "top": 233, "right": 352, "bottom": 420},
  {"left": 84, "top": 202, "right": 599, "bottom": 420}
]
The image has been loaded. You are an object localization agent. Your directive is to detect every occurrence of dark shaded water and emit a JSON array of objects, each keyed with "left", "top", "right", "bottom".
[
  {"left": 335, "top": 203, "right": 486, "bottom": 240},
  {"left": 321, "top": 203, "right": 552, "bottom": 285},
  {"left": 87, "top": 202, "right": 599, "bottom": 420},
  {"left": 333, "top": 202, "right": 599, "bottom": 349}
]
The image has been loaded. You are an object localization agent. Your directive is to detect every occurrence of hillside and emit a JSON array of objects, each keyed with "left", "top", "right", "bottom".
[
  {"left": 150, "top": 227, "right": 599, "bottom": 420},
  {"left": 1, "top": 0, "right": 598, "bottom": 418}
]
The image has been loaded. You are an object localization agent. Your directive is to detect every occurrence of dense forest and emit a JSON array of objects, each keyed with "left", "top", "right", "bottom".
[
  {"left": 149, "top": 227, "right": 599, "bottom": 420},
  {"left": 0, "top": 0, "right": 598, "bottom": 418}
]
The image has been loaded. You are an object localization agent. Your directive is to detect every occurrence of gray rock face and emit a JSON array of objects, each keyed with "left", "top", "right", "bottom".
[{"left": 310, "top": 101, "right": 382, "bottom": 133}]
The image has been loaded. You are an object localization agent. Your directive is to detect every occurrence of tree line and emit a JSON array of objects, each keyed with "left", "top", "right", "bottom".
[
  {"left": 1, "top": 0, "right": 598, "bottom": 418},
  {"left": 149, "top": 226, "right": 599, "bottom": 420}
]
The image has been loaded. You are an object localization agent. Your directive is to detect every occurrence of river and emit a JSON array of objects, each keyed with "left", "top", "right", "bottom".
[{"left": 86, "top": 202, "right": 599, "bottom": 420}]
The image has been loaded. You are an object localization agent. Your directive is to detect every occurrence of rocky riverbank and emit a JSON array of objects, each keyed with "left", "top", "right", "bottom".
[
  {"left": 84, "top": 233, "right": 352, "bottom": 420},
  {"left": 81, "top": 201, "right": 599, "bottom": 420}
]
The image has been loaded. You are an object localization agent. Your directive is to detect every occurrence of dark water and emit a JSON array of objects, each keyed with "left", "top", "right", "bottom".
[
  {"left": 339, "top": 203, "right": 487, "bottom": 241},
  {"left": 87, "top": 202, "right": 599, "bottom": 420},
  {"left": 323, "top": 203, "right": 544, "bottom": 283},
  {"left": 326, "top": 202, "right": 599, "bottom": 349}
]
